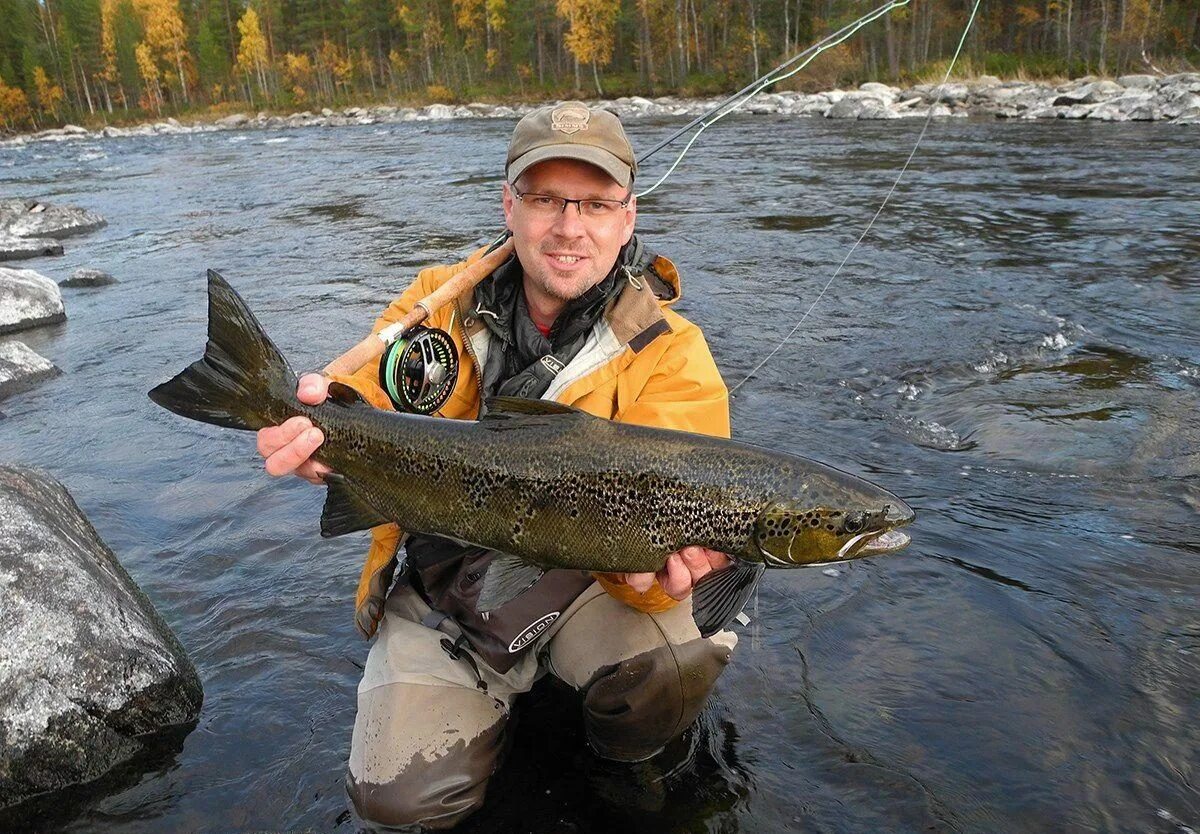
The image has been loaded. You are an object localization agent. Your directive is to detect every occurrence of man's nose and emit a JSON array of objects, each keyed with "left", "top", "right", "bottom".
[{"left": 550, "top": 202, "right": 587, "bottom": 236}]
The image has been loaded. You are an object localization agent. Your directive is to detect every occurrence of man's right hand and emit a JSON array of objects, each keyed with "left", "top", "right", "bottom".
[{"left": 256, "top": 373, "right": 333, "bottom": 485}]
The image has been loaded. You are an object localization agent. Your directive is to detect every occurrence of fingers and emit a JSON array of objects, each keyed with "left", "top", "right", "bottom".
[
  {"left": 297, "top": 373, "right": 330, "bottom": 406},
  {"left": 657, "top": 553, "right": 692, "bottom": 600},
  {"left": 263, "top": 425, "right": 325, "bottom": 477},
  {"left": 256, "top": 416, "right": 312, "bottom": 458},
  {"left": 294, "top": 460, "right": 333, "bottom": 486},
  {"left": 625, "top": 548, "right": 734, "bottom": 600},
  {"left": 625, "top": 572, "right": 656, "bottom": 593}
]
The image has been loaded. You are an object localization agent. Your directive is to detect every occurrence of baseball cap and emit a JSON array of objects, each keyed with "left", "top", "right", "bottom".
[{"left": 506, "top": 101, "right": 637, "bottom": 188}]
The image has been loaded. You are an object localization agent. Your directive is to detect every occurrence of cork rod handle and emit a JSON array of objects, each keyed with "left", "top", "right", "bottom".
[{"left": 321, "top": 237, "right": 515, "bottom": 378}]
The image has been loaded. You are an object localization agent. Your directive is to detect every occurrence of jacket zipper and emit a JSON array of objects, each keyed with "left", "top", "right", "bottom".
[{"left": 454, "top": 297, "right": 486, "bottom": 419}]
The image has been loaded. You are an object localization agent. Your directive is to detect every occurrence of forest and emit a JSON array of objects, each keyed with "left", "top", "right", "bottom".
[{"left": 1, "top": 0, "right": 1198, "bottom": 131}]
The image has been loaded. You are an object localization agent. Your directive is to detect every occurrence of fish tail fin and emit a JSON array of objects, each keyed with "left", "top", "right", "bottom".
[{"left": 149, "top": 270, "right": 297, "bottom": 431}]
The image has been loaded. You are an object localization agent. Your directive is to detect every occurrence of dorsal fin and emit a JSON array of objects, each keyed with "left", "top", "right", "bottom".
[
  {"left": 327, "top": 381, "right": 368, "bottom": 407},
  {"left": 482, "top": 396, "right": 585, "bottom": 420}
]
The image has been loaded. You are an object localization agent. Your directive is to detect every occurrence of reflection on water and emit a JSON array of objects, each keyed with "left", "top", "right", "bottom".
[{"left": 0, "top": 116, "right": 1197, "bottom": 833}]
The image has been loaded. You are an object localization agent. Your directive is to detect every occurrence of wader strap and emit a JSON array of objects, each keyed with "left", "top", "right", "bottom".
[
  {"left": 440, "top": 636, "right": 489, "bottom": 694},
  {"left": 423, "top": 605, "right": 490, "bottom": 693}
]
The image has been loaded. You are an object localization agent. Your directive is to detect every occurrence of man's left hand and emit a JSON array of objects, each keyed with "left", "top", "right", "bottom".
[{"left": 624, "top": 546, "right": 732, "bottom": 601}]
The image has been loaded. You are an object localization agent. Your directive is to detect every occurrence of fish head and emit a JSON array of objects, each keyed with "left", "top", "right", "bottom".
[{"left": 753, "top": 487, "right": 915, "bottom": 568}]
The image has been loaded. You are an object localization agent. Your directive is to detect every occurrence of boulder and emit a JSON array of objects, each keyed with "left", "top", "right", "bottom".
[
  {"left": 425, "top": 103, "right": 456, "bottom": 120},
  {"left": 215, "top": 113, "right": 249, "bottom": 128},
  {"left": 60, "top": 124, "right": 89, "bottom": 135},
  {"left": 0, "top": 199, "right": 106, "bottom": 241},
  {"left": 1174, "top": 107, "right": 1200, "bottom": 125},
  {"left": 0, "top": 236, "right": 62, "bottom": 262},
  {"left": 858, "top": 101, "right": 901, "bottom": 120},
  {"left": 858, "top": 81, "right": 898, "bottom": 100},
  {"left": 1052, "top": 80, "right": 1123, "bottom": 106},
  {"left": 826, "top": 95, "right": 887, "bottom": 119},
  {"left": 1158, "top": 88, "right": 1200, "bottom": 120},
  {"left": 1161, "top": 72, "right": 1200, "bottom": 92},
  {"left": 0, "top": 269, "right": 65, "bottom": 335},
  {"left": 1118, "top": 74, "right": 1158, "bottom": 89},
  {"left": 1088, "top": 92, "right": 1158, "bottom": 122},
  {"left": 0, "top": 466, "right": 203, "bottom": 810},
  {"left": 0, "top": 341, "right": 59, "bottom": 400},
  {"left": 60, "top": 268, "right": 117, "bottom": 288}
]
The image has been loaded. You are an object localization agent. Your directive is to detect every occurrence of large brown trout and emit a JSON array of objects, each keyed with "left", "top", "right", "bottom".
[{"left": 150, "top": 271, "right": 914, "bottom": 635}]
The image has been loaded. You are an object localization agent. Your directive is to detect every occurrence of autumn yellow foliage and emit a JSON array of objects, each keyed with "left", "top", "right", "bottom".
[
  {"left": 0, "top": 79, "right": 33, "bottom": 130},
  {"left": 33, "top": 67, "right": 65, "bottom": 118}
]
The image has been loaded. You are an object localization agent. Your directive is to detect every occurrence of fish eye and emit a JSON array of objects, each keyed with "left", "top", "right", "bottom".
[{"left": 843, "top": 511, "right": 867, "bottom": 534}]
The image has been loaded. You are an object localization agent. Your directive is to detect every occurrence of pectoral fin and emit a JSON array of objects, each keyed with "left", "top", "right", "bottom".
[
  {"left": 478, "top": 553, "right": 544, "bottom": 611},
  {"left": 691, "top": 563, "right": 765, "bottom": 638},
  {"left": 320, "top": 473, "right": 390, "bottom": 537}
]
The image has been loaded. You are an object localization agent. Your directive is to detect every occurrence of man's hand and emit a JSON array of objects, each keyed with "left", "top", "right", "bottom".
[
  {"left": 624, "top": 546, "right": 732, "bottom": 600},
  {"left": 255, "top": 373, "right": 333, "bottom": 485}
]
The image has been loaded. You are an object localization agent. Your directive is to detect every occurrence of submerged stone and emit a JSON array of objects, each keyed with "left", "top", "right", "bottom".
[
  {"left": 0, "top": 466, "right": 203, "bottom": 810},
  {"left": 0, "top": 235, "right": 62, "bottom": 262},
  {"left": 0, "top": 199, "right": 106, "bottom": 241},
  {"left": 60, "top": 268, "right": 118, "bottom": 288},
  {"left": 0, "top": 342, "right": 60, "bottom": 400},
  {"left": 0, "top": 268, "right": 65, "bottom": 335}
]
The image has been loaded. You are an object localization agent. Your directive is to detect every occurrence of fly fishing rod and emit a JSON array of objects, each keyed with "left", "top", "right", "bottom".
[{"left": 322, "top": 0, "right": 918, "bottom": 411}]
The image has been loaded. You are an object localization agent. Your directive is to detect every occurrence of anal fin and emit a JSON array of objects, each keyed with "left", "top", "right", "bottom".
[
  {"left": 477, "top": 553, "right": 544, "bottom": 611},
  {"left": 320, "top": 473, "right": 390, "bottom": 537},
  {"left": 691, "top": 563, "right": 765, "bottom": 638}
]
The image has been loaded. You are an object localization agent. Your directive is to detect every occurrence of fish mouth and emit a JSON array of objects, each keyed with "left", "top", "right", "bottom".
[
  {"left": 857, "top": 528, "right": 911, "bottom": 555},
  {"left": 831, "top": 527, "right": 911, "bottom": 561}
]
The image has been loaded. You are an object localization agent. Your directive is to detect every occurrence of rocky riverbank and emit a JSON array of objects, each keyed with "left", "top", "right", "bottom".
[{"left": 2, "top": 73, "right": 1196, "bottom": 149}]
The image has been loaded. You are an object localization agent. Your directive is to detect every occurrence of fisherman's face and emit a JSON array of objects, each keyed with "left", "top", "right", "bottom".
[{"left": 503, "top": 158, "right": 636, "bottom": 306}]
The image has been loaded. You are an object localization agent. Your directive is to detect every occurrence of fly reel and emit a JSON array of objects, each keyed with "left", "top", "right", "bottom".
[{"left": 378, "top": 326, "right": 459, "bottom": 415}]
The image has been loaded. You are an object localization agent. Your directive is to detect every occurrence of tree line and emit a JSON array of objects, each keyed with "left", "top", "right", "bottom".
[{"left": 1, "top": 0, "right": 1197, "bottom": 131}]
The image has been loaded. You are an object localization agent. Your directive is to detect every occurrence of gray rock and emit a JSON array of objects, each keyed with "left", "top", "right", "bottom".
[
  {"left": 425, "top": 103, "right": 456, "bottom": 120},
  {"left": 1162, "top": 72, "right": 1200, "bottom": 92},
  {"left": 1088, "top": 92, "right": 1157, "bottom": 122},
  {"left": 934, "top": 82, "right": 970, "bottom": 103},
  {"left": 60, "top": 268, "right": 117, "bottom": 288},
  {"left": 0, "top": 466, "right": 202, "bottom": 810},
  {"left": 0, "top": 236, "right": 62, "bottom": 262},
  {"left": 1158, "top": 88, "right": 1200, "bottom": 119},
  {"left": 0, "top": 199, "right": 107, "bottom": 241},
  {"left": 826, "top": 95, "right": 886, "bottom": 119},
  {"left": 858, "top": 102, "right": 901, "bottom": 120},
  {"left": 0, "top": 268, "right": 65, "bottom": 335},
  {"left": 1174, "top": 107, "right": 1200, "bottom": 125},
  {"left": 0, "top": 341, "right": 59, "bottom": 400},
  {"left": 1118, "top": 74, "right": 1158, "bottom": 89},
  {"left": 60, "top": 124, "right": 89, "bottom": 135},
  {"left": 1052, "top": 80, "right": 1123, "bottom": 106},
  {"left": 858, "top": 81, "right": 897, "bottom": 100},
  {"left": 1061, "top": 103, "right": 1098, "bottom": 119},
  {"left": 321, "top": 107, "right": 334, "bottom": 117},
  {"left": 975, "top": 74, "right": 1002, "bottom": 87},
  {"left": 215, "top": 113, "right": 249, "bottom": 128}
]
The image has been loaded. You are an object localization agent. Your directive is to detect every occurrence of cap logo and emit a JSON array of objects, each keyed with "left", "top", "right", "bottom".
[{"left": 551, "top": 105, "right": 590, "bottom": 135}]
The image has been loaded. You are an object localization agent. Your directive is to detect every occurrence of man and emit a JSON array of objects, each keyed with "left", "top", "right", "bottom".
[{"left": 256, "top": 102, "right": 738, "bottom": 829}]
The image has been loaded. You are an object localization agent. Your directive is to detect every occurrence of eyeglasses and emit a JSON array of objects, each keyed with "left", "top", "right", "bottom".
[{"left": 512, "top": 187, "right": 631, "bottom": 221}]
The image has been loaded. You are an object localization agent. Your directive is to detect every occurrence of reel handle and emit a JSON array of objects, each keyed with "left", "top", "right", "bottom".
[{"left": 323, "top": 237, "right": 515, "bottom": 378}]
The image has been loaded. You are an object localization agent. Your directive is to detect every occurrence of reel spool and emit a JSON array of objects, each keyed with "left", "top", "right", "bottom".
[{"left": 378, "top": 326, "right": 459, "bottom": 415}]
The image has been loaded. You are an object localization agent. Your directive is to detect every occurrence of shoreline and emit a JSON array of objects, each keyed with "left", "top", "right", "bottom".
[{"left": 2, "top": 73, "right": 1197, "bottom": 149}]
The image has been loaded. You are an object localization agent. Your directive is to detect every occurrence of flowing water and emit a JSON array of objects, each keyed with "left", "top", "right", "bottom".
[{"left": 1, "top": 115, "right": 1197, "bottom": 834}]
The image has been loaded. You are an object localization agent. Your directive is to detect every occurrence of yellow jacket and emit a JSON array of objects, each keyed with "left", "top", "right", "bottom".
[{"left": 330, "top": 245, "right": 730, "bottom": 638}]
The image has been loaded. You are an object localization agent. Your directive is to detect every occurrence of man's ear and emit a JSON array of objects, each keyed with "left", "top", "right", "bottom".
[
  {"left": 621, "top": 194, "right": 637, "bottom": 245},
  {"left": 502, "top": 180, "right": 515, "bottom": 227}
]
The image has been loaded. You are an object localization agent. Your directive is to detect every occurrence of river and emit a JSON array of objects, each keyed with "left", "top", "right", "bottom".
[{"left": 1, "top": 114, "right": 1197, "bottom": 833}]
